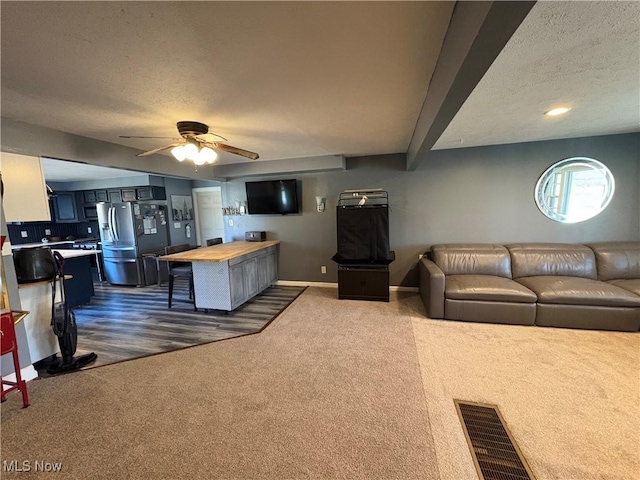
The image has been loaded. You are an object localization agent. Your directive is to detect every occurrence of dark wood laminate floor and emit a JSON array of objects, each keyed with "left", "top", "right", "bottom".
[{"left": 69, "top": 280, "right": 306, "bottom": 369}]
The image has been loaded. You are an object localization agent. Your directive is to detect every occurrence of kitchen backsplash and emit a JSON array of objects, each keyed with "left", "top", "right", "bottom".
[{"left": 8, "top": 220, "right": 99, "bottom": 245}]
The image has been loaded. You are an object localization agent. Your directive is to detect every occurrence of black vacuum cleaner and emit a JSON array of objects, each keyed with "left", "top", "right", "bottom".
[{"left": 46, "top": 251, "right": 97, "bottom": 375}]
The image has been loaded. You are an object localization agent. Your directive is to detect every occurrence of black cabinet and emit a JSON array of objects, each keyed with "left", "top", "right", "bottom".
[
  {"left": 107, "top": 189, "right": 122, "bottom": 203},
  {"left": 121, "top": 188, "right": 137, "bottom": 202},
  {"left": 83, "top": 190, "right": 97, "bottom": 204},
  {"left": 95, "top": 190, "right": 108, "bottom": 202},
  {"left": 61, "top": 255, "right": 95, "bottom": 307},
  {"left": 338, "top": 265, "right": 390, "bottom": 302},
  {"left": 51, "top": 192, "right": 79, "bottom": 223},
  {"left": 83, "top": 189, "right": 108, "bottom": 205},
  {"left": 137, "top": 186, "right": 166, "bottom": 201}
]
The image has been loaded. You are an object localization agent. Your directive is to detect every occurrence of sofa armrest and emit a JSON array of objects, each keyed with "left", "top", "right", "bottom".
[{"left": 419, "top": 257, "right": 445, "bottom": 318}]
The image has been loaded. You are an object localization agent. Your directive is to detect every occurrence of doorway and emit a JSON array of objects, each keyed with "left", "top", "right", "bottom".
[{"left": 192, "top": 187, "right": 224, "bottom": 246}]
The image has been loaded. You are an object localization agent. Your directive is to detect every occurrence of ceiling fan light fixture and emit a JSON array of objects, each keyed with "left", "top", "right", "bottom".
[
  {"left": 171, "top": 145, "right": 187, "bottom": 162},
  {"left": 183, "top": 142, "right": 199, "bottom": 160},
  {"left": 192, "top": 154, "right": 207, "bottom": 166},
  {"left": 198, "top": 146, "right": 218, "bottom": 164}
]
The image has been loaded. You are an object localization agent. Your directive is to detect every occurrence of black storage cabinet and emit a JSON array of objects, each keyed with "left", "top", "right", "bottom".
[
  {"left": 338, "top": 264, "right": 389, "bottom": 302},
  {"left": 332, "top": 190, "right": 394, "bottom": 302}
]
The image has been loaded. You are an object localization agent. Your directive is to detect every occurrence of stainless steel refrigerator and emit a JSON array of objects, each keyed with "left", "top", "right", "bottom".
[{"left": 97, "top": 202, "right": 169, "bottom": 286}]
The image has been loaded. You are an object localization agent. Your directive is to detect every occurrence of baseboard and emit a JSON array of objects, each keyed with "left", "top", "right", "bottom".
[
  {"left": 276, "top": 280, "right": 336, "bottom": 288},
  {"left": 391, "top": 286, "right": 419, "bottom": 292},
  {"left": 275, "top": 280, "right": 418, "bottom": 293}
]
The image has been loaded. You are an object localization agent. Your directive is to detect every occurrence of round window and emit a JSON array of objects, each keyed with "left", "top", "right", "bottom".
[{"left": 534, "top": 157, "right": 615, "bottom": 223}]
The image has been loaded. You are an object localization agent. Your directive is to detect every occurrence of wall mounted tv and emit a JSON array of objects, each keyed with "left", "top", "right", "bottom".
[{"left": 245, "top": 179, "right": 300, "bottom": 215}]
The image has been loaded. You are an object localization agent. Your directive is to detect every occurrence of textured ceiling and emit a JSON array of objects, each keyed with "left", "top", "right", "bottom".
[
  {"left": 1, "top": 1, "right": 638, "bottom": 177},
  {"left": 1, "top": 1, "right": 451, "bottom": 165},
  {"left": 434, "top": 1, "right": 640, "bottom": 150}
]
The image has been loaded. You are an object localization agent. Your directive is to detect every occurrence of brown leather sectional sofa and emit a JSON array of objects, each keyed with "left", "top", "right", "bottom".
[{"left": 419, "top": 242, "right": 640, "bottom": 332}]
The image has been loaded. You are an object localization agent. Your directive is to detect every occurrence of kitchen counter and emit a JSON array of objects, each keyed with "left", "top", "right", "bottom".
[
  {"left": 51, "top": 249, "right": 102, "bottom": 259},
  {"left": 159, "top": 241, "right": 280, "bottom": 311},
  {"left": 158, "top": 240, "right": 280, "bottom": 263},
  {"left": 12, "top": 238, "right": 100, "bottom": 250},
  {"left": 12, "top": 240, "right": 74, "bottom": 249}
]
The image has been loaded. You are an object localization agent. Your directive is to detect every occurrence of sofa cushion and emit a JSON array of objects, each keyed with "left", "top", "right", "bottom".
[
  {"left": 445, "top": 275, "right": 537, "bottom": 303},
  {"left": 516, "top": 276, "right": 640, "bottom": 307},
  {"left": 587, "top": 242, "right": 640, "bottom": 281},
  {"left": 609, "top": 279, "right": 640, "bottom": 296},
  {"left": 507, "top": 243, "right": 597, "bottom": 279},
  {"left": 431, "top": 244, "right": 512, "bottom": 278}
]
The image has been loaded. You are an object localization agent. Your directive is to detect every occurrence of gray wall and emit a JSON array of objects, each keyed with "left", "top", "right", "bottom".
[
  {"left": 222, "top": 133, "right": 639, "bottom": 286},
  {"left": 164, "top": 177, "right": 198, "bottom": 247}
]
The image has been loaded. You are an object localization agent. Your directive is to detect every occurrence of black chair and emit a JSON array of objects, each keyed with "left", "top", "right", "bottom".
[
  {"left": 165, "top": 243, "right": 196, "bottom": 310},
  {"left": 206, "top": 237, "right": 223, "bottom": 246}
]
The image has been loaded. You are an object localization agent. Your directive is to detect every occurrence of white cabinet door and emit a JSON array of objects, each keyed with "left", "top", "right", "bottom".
[{"left": 0, "top": 152, "right": 51, "bottom": 222}]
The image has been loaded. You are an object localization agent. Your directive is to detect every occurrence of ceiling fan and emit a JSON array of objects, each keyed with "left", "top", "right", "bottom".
[{"left": 120, "top": 121, "right": 259, "bottom": 164}]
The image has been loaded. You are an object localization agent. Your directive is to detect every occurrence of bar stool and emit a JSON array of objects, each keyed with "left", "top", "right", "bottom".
[
  {"left": 165, "top": 244, "right": 197, "bottom": 310},
  {"left": 206, "top": 237, "right": 223, "bottom": 246},
  {"left": 1, "top": 312, "right": 30, "bottom": 408}
]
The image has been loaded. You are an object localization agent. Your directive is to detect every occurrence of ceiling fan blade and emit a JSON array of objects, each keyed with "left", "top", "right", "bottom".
[
  {"left": 195, "top": 132, "right": 228, "bottom": 142},
  {"left": 213, "top": 142, "right": 259, "bottom": 160},
  {"left": 120, "top": 135, "right": 181, "bottom": 140},
  {"left": 136, "top": 142, "right": 183, "bottom": 157}
]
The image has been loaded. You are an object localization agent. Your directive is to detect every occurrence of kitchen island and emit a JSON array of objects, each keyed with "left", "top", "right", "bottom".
[
  {"left": 50, "top": 249, "right": 99, "bottom": 307},
  {"left": 159, "top": 241, "right": 279, "bottom": 311}
]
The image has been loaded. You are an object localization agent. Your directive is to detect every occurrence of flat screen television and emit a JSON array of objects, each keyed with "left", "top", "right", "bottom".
[{"left": 245, "top": 179, "right": 299, "bottom": 215}]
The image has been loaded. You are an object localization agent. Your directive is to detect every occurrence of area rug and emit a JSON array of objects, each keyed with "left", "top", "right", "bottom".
[{"left": 39, "top": 284, "right": 306, "bottom": 372}]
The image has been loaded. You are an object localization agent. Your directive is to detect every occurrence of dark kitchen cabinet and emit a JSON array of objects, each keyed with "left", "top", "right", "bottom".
[
  {"left": 83, "top": 189, "right": 109, "bottom": 204},
  {"left": 107, "top": 189, "right": 122, "bottom": 203},
  {"left": 51, "top": 192, "right": 79, "bottom": 223},
  {"left": 121, "top": 188, "right": 137, "bottom": 202},
  {"left": 83, "top": 190, "right": 97, "bottom": 204},
  {"left": 95, "top": 190, "right": 108, "bottom": 202},
  {"left": 137, "top": 186, "right": 166, "bottom": 201}
]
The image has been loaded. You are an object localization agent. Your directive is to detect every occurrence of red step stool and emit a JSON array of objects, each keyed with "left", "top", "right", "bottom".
[{"left": 1, "top": 311, "right": 30, "bottom": 408}]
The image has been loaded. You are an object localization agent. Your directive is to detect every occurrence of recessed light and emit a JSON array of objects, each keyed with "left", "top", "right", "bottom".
[{"left": 545, "top": 107, "right": 571, "bottom": 116}]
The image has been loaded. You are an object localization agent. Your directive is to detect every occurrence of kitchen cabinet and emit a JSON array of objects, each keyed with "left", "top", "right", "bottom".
[
  {"left": 51, "top": 191, "right": 79, "bottom": 223},
  {"left": 83, "top": 190, "right": 97, "bottom": 204},
  {"left": 121, "top": 188, "right": 137, "bottom": 202},
  {"left": 0, "top": 152, "right": 51, "bottom": 222},
  {"left": 107, "top": 189, "right": 122, "bottom": 203},
  {"left": 95, "top": 190, "right": 108, "bottom": 202},
  {"left": 81, "top": 186, "right": 166, "bottom": 204},
  {"left": 136, "top": 186, "right": 166, "bottom": 201},
  {"left": 162, "top": 241, "right": 279, "bottom": 311}
]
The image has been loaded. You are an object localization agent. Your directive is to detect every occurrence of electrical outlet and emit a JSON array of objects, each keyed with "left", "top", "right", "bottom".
[
  {"left": 228, "top": 219, "right": 234, "bottom": 227},
  {"left": 87, "top": 226, "right": 92, "bottom": 234},
  {"left": 21, "top": 231, "right": 28, "bottom": 238},
  {"left": 45, "top": 229, "right": 51, "bottom": 235},
  {"left": 321, "top": 265, "right": 327, "bottom": 274}
]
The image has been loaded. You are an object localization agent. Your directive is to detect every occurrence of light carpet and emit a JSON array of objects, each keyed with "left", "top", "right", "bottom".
[{"left": 406, "top": 294, "right": 640, "bottom": 480}]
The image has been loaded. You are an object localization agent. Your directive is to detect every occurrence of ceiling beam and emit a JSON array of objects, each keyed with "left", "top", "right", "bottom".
[
  {"left": 406, "top": 1, "right": 536, "bottom": 171},
  {"left": 213, "top": 155, "right": 346, "bottom": 180}
]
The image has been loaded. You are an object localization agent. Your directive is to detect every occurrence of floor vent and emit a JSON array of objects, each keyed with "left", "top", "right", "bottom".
[{"left": 455, "top": 400, "right": 535, "bottom": 480}]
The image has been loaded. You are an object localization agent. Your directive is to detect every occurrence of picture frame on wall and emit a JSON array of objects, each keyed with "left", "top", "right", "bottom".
[{"left": 171, "top": 195, "right": 194, "bottom": 221}]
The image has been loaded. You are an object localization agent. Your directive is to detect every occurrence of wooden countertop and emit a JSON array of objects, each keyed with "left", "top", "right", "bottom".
[
  {"left": 18, "top": 275, "right": 72, "bottom": 289},
  {"left": 159, "top": 240, "right": 279, "bottom": 263}
]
